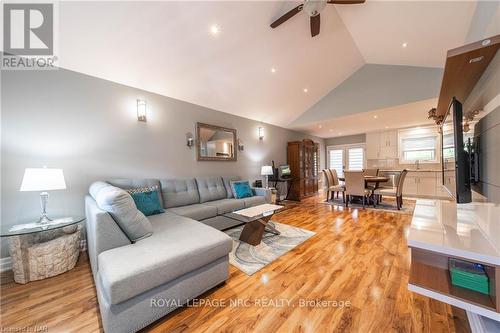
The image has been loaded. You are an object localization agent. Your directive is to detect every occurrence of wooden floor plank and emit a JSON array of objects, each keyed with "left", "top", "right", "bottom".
[{"left": 0, "top": 194, "right": 468, "bottom": 332}]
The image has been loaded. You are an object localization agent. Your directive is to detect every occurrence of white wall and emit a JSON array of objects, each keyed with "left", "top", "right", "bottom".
[{"left": 1, "top": 68, "right": 325, "bottom": 257}]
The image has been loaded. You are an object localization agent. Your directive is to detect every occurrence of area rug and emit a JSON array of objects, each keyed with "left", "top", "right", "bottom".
[
  {"left": 323, "top": 197, "right": 416, "bottom": 215},
  {"left": 225, "top": 221, "right": 315, "bottom": 275}
]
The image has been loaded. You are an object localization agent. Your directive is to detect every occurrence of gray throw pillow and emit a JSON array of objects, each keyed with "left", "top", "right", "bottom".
[
  {"left": 223, "top": 176, "right": 241, "bottom": 198},
  {"left": 89, "top": 181, "right": 153, "bottom": 242}
]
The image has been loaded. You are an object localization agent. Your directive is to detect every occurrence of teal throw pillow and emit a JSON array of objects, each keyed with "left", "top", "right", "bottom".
[
  {"left": 230, "top": 181, "right": 254, "bottom": 199},
  {"left": 130, "top": 190, "right": 165, "bottom": 216}
]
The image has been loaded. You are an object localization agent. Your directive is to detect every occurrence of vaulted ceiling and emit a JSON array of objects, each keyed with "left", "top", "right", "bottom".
[{"left": 56, "top": 1, "right": 498, "bottom": 137}]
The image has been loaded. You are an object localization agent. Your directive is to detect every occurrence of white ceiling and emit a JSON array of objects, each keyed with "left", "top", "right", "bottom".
[
  {"left": 58, "top": 1, "right": 363, "bottom": 127},
  {"left": 335, "top": 0, "right": 477, "bottom": 68},
  {"left": 56, "top": 1, "right": 482, "bottom": 135}
]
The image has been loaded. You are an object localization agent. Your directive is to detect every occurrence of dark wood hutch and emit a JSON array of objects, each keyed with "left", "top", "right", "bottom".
[{"left": 287, "top": 139, "right": 320, "bottom": 201}]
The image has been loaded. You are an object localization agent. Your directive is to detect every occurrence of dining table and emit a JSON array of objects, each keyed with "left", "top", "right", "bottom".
[
  {"left": 338, "top": 175, "right": 390, "bottom": 205},
  {"left": 338, "top": 175, "right": 390, "bottom": 188}
]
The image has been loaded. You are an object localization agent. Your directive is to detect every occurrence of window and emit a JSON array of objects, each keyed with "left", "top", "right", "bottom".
[
  {"left": 327, "top": 144, "right": 366, "bottom": 176},
  {"left": 398, "top": 127, "right": 439, "bottom": 164},
  {"left": 328, "top": 149, "right": 344, "bottom": 177},
  {"left": 347, "top": 147, "right": 364, "bottom": 171},
  {"left": 442, "top": 130, "right": 474, "bottom": 161},
  {"left": 442, "top": 133, "right": 454, "bottom": 160}
]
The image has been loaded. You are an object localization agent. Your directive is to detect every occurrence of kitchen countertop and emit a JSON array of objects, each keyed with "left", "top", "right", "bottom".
[
  {"left": 408, "top": 199, "right": 500, "bottom": 265},
  {"left": 379, "top": 169, "right": 442, "bottom": 173}
]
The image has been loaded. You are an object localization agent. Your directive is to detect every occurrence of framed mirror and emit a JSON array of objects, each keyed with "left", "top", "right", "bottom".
[{"left": 196, "top": 122, "right": 237, "bottom": 161}]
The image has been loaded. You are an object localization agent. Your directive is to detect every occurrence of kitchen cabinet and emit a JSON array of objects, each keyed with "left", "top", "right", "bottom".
[
  {"left": 380, "top": 130, "right": 398, "bottom": 159},
  {"left": 418, "top": 175, "right": 437, "bottom": 197},
  {"left": 403, "top": 171, "right": 450, "bottom": 198},
  {"left": 366, "top": 132, "right": 381, "bottom": 159},
  {"left": 366, "top": 130, "right": 398, "bottom": 159},
  {"left": 403, "top": 175, "right": 419, "bottom": 196}
]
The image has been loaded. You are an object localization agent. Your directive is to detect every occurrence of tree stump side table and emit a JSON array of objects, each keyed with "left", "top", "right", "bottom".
[{"left": 1, "top": 217, "right": 85, "bottom": 284}]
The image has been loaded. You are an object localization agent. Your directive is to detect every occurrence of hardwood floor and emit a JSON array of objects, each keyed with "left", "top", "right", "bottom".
[{"left": 1, "top": 194, "right": 469, "bottom": 332}]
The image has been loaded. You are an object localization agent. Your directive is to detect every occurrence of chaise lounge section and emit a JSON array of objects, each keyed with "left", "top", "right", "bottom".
[{"left": 85, "top": 176, "right": 271, "bottom": 333}]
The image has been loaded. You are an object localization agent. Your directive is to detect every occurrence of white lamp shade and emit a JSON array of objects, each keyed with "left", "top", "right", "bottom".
[
  {"left": 261, "top": 165, "right": 273, "bottom": 176},
  {"left": 20, "top": 168, "right": 67, "bottom": 192}
]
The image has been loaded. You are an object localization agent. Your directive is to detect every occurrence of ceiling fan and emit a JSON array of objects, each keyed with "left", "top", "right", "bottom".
[{"left": 270, "top": 0, "right": 365, "bottom": 37}]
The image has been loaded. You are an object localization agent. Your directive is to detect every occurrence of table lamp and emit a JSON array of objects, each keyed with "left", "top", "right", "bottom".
[
  {"left": 261, "top": 165, "right": 274, "bottom": 189},
  {"left": 20, "top": 168, "right": 67, "bottom": 224}
]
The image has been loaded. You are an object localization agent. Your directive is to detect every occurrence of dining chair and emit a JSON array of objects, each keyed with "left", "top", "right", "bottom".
[
  {"left": 328, "top": 169, "right": 345, "bottom": 202},
  {"left": 376, "top": 171, "right": 400, "bottom": 203},
  {"left": 373, "top": 169, "right": 408, "bottom": 210},
  {"left": 377, "top": 171, "right": 399, "bottom": 190},
  {"left": 344, "top": 171, "right": 372, "bottom": 208},
  {"left": 363, "top": 168, "right": 379, "bottom": 177},
  {"left": 322, "top": 169, "right": 334, "bottom": 201}
]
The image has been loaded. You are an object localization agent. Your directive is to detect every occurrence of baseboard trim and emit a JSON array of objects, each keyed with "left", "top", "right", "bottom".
[{"left": 0, "top": 257, "right": 12, "bottom": 273}]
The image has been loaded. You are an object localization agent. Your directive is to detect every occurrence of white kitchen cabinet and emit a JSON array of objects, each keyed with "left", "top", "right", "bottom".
[
  {"left": 366, "top": 130, "right": 398, "bottom": 159},
  {"left": 436, "top": 174, "right": 454, "bottom": 198},
  {"left": 418, "top": 176, "right": 437, "bottom": 196},
  {"left": 380, "top": 130, "right": 398, "bottom": 159},
  {"left": 404, "top": 175, "right": 419, "bottom": 196},
  {"left": 403, "top": 172, "right": 439, "bottom": 197},
  {"left": 366, "top": 132, "right": 381, "bottom": 159}
]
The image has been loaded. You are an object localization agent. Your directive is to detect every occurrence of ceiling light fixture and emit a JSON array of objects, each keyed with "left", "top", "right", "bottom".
[
  {"left": 303, "top": 88, "right": 308, "bottom": 93},
  {"left": 402, "top": 42, "right": 408, "bottom": 48},
  {"left": 271, "top": 67, "right": 276, "bottom": 73},
  {"left": 210, "top": 24, "right": 220, "bottom": 35},
  {"left": 373, "top": 115, "right": 378, "bottom": 119},
  {"left": 318, "top": 124, "right": 322, "bottom": 129}
]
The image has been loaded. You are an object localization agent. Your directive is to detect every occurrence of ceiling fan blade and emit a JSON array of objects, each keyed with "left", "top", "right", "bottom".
[
  {"left": 327, "top": 0, "right": 365, "bottom": 4},
  {"left": 270, "top": 5, "right": 303, "bottom": 28},
  {"left": 310, "top": 14, "right": 320, "bottom": 37}
]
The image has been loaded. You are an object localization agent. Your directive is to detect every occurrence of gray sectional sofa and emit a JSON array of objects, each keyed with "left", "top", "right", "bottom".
[{"left": 85, "top": 176, "right": 271, "bottom": 333}]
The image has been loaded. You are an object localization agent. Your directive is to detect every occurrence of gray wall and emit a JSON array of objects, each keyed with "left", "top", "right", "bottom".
[
  {"left": 473, "top": 107, "right": 500, "bottom": 203},
  {"left": 324, "top": 134, "right": 366, "bottom": 147},
  {"left": 467, "top": 51, "right": 500, "bottom": 203},
  {"left": 291, "top": 64, "right": 443, "bottom": 126},
  {"left": 1, "top": 68, "right": 324, "bottom": 258}
]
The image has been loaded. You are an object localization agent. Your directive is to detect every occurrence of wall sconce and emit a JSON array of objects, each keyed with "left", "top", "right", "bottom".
[
  {"left": 137, "top": 99, "right": 147, "bottom": 122},
  {"left": 186, "top": 132, "right": 194, "bottom": 148},
  {"left": 258, "top": 126, "right": 264, "bottom": 140},
  {"left": 237, "top": 139, "right": 244, "bottom": 151}
]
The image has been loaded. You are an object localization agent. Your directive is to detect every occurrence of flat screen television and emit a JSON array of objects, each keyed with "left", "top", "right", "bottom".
[{"left": 441, "top": 97, "right": 472, "bottom": 203}]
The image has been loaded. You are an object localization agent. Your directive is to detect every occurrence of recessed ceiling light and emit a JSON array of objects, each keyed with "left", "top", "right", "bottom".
[
  {"left": 303, "top": 88, "right": 308, "bottom": 93},
  {"left": 271, "top": 67, "right": 276, "bottom": 73},
  {"left": 402, "top": 42, "right": 408, "bottom": 48},
  {"left": 373, "top": 115, "right": 378, "bottom": 119},
  {"left": 210, "top": 24, "right": 220, "bottom": 35},
  {"left": 318, "top": 124, "right": 323, "bottom": 129}
]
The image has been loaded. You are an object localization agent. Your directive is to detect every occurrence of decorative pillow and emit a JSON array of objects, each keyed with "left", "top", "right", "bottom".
[
  {"left": 129, "top": 190, "right": 165, "bottom": 216},
  {"left": 89, "top": 181, "right": 153, "bottom": 242},
  {"left": 230, "top": 180, "right": 254, "bottom": 199}
]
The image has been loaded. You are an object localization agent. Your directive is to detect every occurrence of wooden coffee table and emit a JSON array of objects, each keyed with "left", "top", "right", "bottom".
[{"left": 224, "top": 204, "right": 284, "bottom": 246}]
